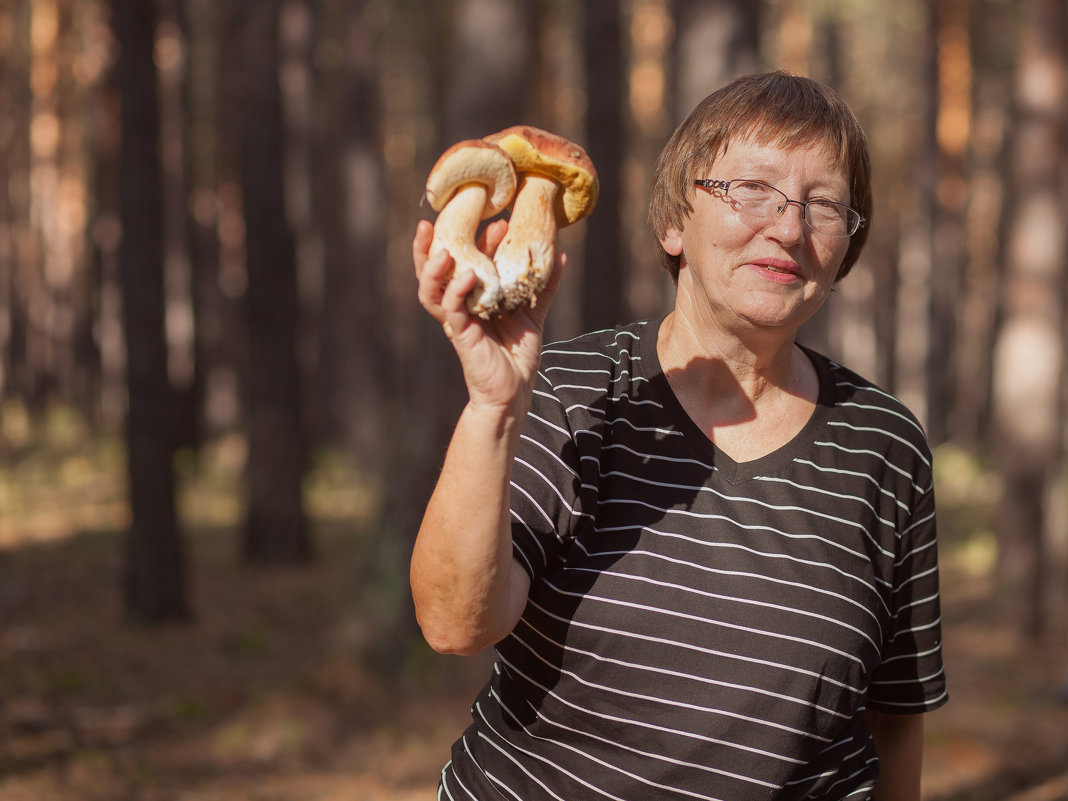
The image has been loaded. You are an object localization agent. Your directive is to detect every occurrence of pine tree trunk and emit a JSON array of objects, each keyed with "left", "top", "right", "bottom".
[
  {"left": 581, "top": 0, "right": 625, "bottom": 330},
  {"left": 671, "top": 0, "right": 760, "bottom": 123},
  {"left": 316, "top": 0, "right": 389, "bottom": 463},
  {"left": 113, "top": 0, "right": 189, "bottom": 623},
  {"left": 235, "top": 0, "right": 311, "bottom": 564}
]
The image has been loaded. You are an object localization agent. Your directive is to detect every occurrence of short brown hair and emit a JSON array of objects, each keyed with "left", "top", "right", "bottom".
[{"left": 649, "top": 72, "right": 872, "bottom": 283}]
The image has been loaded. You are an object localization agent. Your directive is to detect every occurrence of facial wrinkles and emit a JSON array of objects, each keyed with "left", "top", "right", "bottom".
[
  {"left": 683, "top": 145, "right": 848, "bottom": 323},
  {"left": 730, "top": 148, "right": 848, "bottom": 274}
]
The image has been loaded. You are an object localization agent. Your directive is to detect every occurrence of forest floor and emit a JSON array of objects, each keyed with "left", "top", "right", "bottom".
[{"left": 0, "top": 423, "right": 1067, "bottom": 801}]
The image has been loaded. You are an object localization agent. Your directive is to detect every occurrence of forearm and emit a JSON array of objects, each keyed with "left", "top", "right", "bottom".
[
  {"left": 864, "top": 711, "right": 925, "bottom": 801},
  {"left": 411, "top": 398, "right": 529, "bottom": 654}
]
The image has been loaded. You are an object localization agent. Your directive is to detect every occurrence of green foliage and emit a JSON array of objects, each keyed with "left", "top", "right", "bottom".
[
  {"left": 304, "top": 447, "right": 381, "bottom": 525},
  {"left": 227, "top": 624, "right": 273, "bottom": 658},
  {"left": 0, "top": 400, "right": 128, "bottom": 546},
  {"left": 174, "top": 434, "right": 248, "bottom": 530},
  {"left": 170, "top": 695, "right": 209, "bottom": 721},
  {"left": 933, "top": 444, "right": 999, "bottom": 542},
  {"left": 49, "top": 667, "right": 90, "bottom": 693},
  {"left": 0, "top": 400, "right": 382, "bottom": 547},
  {"left": 932, "top": 444, "right": 1002, "bottom": 583}
]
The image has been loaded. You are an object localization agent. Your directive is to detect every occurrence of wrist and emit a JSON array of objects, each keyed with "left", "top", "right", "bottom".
[{"left": 462, "top": 393, "right": 531, "bottom": 441}]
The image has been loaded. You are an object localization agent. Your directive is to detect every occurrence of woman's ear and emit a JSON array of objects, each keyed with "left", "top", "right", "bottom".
[{"left": 660, "top": 226, "right": 684, "bottom": 256}]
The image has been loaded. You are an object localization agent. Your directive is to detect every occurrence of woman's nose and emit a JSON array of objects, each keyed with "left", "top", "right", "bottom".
[{"left": 766, "top": 200, "right": 806, "bottom": 242}]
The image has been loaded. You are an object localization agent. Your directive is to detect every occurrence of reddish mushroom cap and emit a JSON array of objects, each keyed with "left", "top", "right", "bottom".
[{"left": 484, "top": 125, "right": 599, "bottom": 226}]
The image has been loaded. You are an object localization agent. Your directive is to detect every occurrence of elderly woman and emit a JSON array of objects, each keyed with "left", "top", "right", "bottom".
[{"left": 411, "top": 72, "right": 947, "bottom": 801}]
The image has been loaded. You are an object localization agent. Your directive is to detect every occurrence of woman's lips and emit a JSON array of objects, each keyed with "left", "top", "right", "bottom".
[{"left": 749, "top": 259, "right": 802, "bottom": 283}]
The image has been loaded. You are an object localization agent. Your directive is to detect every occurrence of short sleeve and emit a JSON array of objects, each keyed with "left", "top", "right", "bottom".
[
  {"left": 509, "top": 370, "right": 590, "bottom": 584},
  {"left": 867, "top": 471, "right": 949, "bottom": 714}
]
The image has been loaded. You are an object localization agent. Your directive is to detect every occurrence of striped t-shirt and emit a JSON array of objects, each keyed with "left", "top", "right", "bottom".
[{"left": 439, "top": 317, "right": 947, "bottom": 801}]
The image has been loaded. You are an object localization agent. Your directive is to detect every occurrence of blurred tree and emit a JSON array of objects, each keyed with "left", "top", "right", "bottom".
[
  {"left": 177, "top": 0, "right": 227, "bottom": 446},
  {"left": 8, "top": 2, "right": 50, "bottom": 407},
  {"left": 0, "top": 1, "right": 28, "bottom": 403},
  {"left": 954, "top": 0, "right": 1014, "bottom": 450},
  {"left": 926, "top": 0, "right": 970, "bottom": 446},
  {"left": 113, "top": 0, "right": 189, "bottom": 622},
  {"left": 203, "top": 0, "right": 249, "bottom": 441},
  {"left": 54, "top": 2, "right": 101, "bottom": 422},
  {"left": 233, "top": 0, "right": 312, "bottom": 564},
  {"left": 931, "top": 0, "right": 974, "bottom": 446},
  {"left": 440, "top": 0, "right": 538, "bottom": 140},
  {"left": 670, "top": 0, "right": 760, "bottom": 124},
  {"left": 581, "top": 0, "right": 625, "bottom": 329},
  {"left": 315, "top": 0, "right": 389, "bottom": 462},
  {"left": 992, "top": 0, "right": 1066, "bottom": 639}
]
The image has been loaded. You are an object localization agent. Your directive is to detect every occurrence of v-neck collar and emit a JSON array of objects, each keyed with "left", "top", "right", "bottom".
[{"left": 636, "top": 315, "right": 837, "bottom": 484}]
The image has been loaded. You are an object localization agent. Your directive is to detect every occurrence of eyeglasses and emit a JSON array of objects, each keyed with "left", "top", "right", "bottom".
[{"left": 694, "top": 178, "right": 865, "bottom": 238}]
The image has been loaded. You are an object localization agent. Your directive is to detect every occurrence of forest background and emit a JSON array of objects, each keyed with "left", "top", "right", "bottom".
[{"left": 1, "top": 0, "right": 1067, "bottom": 799}]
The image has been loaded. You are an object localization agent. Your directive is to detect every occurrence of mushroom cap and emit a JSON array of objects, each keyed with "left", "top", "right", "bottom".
[
  {"left": 484, "top": 125, "right": 599, "bottom": 226},
  {"left": 425, "top": 139, "right": 517, "bottom": 217}
]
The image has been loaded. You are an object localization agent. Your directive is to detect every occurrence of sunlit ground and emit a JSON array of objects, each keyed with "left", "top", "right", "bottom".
[{"left": 0, "top": 403, "right": 1066, "bottom": 800}]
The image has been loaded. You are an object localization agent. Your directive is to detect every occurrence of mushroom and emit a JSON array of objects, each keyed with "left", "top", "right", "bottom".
[
  {"left": 483, "top": 125, "right": 599, "bottom": 312},
  {"left": 425, "top": 139, "right": 517, "bottom": 316}
]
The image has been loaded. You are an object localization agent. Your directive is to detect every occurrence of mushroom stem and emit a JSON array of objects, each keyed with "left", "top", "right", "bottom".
[
  {"left": 492, "top": 174, "right": 560, "bottom": 312},
  {"left": 428, "top": 182, "right": 501, "bottom": 315}
]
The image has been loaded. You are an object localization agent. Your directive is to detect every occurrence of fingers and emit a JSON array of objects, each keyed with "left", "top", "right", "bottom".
[
  {"left": 439, "top": 267, "right": 478, "bottom": 318},
  {"left": 416, "top": 219, "right": 564, "bottom": 337},
  {"left": 416, "top": 247, "right": 456, "bottom": 318},
  {"left": 478, "top": 219, "right": 508, "bottom": 256},
  {"left": 415, "top": 237, "right": 481, "bottom": 344},
  {"left": 412, "top": 219, "right": 435, "bottom": 278},
  {"left": 415, "top": 218, "right": 462, "bottom": 315}
]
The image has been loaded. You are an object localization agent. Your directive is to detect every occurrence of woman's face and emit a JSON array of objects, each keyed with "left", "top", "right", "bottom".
[{"left": 660, "top": 138, "right": 852, "bottom": 337}]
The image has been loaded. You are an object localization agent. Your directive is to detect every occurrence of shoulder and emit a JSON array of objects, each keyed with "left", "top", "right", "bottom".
[
  {"left": 805, "top": 348, "right": 933, "bottom": 466},
  {"left": 538, "top": 319, "right": 654, "bottom": 386},
  {"left": 541, "top": 319, "right": 651, "bottom": 361}
]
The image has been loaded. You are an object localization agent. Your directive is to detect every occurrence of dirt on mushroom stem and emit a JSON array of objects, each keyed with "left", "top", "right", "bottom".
[{"left": 491, "top": 175, "right": 559, "bottom": 314}]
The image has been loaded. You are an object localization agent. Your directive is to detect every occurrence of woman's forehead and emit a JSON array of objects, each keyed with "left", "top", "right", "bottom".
[{"left": 710, "top": 137, "right": 849, "bottom": 181}]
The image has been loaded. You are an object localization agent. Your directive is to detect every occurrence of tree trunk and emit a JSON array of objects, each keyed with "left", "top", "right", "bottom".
[
  {"left": 113, "top": 0, "right": 189, "bottom": 623},
  {"left": 177, "top": 0, "right": 225, "bottom": 445},
  {"left": 441, "top": 0, "right": 537, "bottom": 140},
  {"left": 234, "top": 0, "right": 311, "bottom": 564},
  {"left": 893, "top": 9, "right": 938, "bottom": 430},
  {"left": 955, "top": 0, "right": 1014, "bottom": 450},
  {"left": 924, "top": 0, "right": 971, "bottom": 446},
  {"left": 315, "top": 0, "right": 389, "bottom": 463},
  {"left": 670, "top": 0, "right": 760, "bottom": 125},
  {"left": 992, "top": 0, "right": 1066, "bottom": 639},
  {"left": 581, "top": 0, "right": 625, "bottom": 330},
  {"left": 0, "top": 0, "right": 23, "bottom": 402}
]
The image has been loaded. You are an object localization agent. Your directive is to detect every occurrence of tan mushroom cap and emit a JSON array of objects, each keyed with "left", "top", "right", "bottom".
[
  {"left": 424, "top": 139, "right": 517, "bottom": 217},
  {"left": 484, "top": 125, "right": 599, "bottom": 226}
]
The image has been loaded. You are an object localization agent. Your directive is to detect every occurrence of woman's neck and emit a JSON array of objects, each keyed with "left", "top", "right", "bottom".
[
  {"left": 658, "top": 306, "right": 809, "bottom": 403},
  {"left": 656, "top": 310, "right": 821, "bottom": 462}
]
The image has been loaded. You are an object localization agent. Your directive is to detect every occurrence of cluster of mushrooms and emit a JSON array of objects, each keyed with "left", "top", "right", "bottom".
[{"left": 425, "top": 125, "right": 599, "bottom": 318}]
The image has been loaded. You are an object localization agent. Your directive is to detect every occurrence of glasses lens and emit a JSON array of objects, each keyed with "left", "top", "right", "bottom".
[
  {"left": 720, "top": 180, "right": 860, "bottom": 237},
  {"left": 726, "top": 181, "right": 783, "bottom": 223},
  {"left": 805, "top": 200, "right": 858, "bottom": 237}
]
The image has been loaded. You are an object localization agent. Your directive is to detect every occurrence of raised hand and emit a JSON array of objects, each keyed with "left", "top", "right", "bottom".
[{"left": 413, "top": 218, "right": 564, "bottom": 411}]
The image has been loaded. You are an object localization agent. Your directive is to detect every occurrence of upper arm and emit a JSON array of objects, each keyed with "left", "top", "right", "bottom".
[
  {"left": 505, "top": 556, "right": 532, "bottom": 633},
  {"left": 863, "top": 710, "right": 925, "bottom": 801}
]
